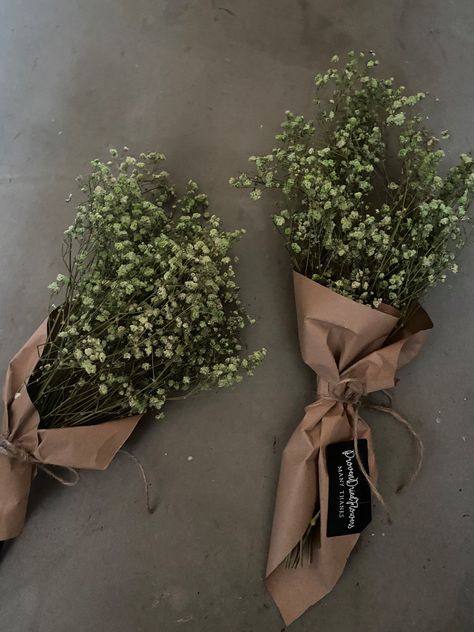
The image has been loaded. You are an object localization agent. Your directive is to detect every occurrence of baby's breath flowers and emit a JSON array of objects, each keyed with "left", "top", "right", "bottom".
[
  {"left": 27, "top": 150, "right": 265, "bottom": 428},
  {"left": 231, "top": 51, "right": 473, "bottom": 319}
]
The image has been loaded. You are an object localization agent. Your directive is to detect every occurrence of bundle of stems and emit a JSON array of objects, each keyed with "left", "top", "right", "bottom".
[
  {"left": 231, "top": 51, "right": 473, "bottom": 322},
  {"left": 26, "top": 150, "right": 265, "bottom": 428}
]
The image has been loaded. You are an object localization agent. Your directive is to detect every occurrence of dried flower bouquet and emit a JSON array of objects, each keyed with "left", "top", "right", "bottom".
[
  {"left": 0, "top": 150, "right": 265, "bottom": 542},
  {"left": 232, "top": 52, "right": 473, "bottom": 624}
]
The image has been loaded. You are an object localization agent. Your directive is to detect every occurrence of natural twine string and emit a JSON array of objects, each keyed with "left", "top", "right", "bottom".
[
  {"left": 0, "top": 437, "right": 154, "bottom": 514},
  {"left": 286, "top": 381, "right": 424, "bottom": 567},
  {"left": 368, "top": 391, "right": 424, "bottom": 495},
  {"left": 0, "top": 436, "right": 80, "bottom": 486},
  {"left": 119, "top": 449, "right": 155, "bottom": 514},
  {"left": 321, "top": 379, "right": 424, "bottom": 523}
]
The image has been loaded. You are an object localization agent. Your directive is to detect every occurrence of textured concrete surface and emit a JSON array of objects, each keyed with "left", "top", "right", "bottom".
[{"left": 0, "top": 1, "right": 473, "bottom": 631}]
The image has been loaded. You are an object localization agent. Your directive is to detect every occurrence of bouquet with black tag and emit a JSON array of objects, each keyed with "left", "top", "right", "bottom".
[
  {"left": 232, "top": 51, "right": 472, "bottom": 624},
  {"left": 263, "top": 273, "right": 431, "bottom": 624}
]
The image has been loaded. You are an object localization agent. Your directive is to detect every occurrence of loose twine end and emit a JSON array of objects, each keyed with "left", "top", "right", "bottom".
[
  {"left": 341, "top": 385, "right": 424, "bottom": 523},
  {"left": 119, "top": 449, "right": 155, "bottom": 514},
  {"left": 0, "top": 438, "right": 155, "bottom": 515},
  {"left": 368, "top": 391, "right": 424, "bottom": 497}
]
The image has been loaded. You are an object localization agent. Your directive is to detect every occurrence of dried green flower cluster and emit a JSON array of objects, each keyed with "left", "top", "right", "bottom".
[
  {"left": 231, "top": 52, "right": 473, "bottom": 318},
  {"left": 28, "top": 151, "right": 265, "bottom": 428}
]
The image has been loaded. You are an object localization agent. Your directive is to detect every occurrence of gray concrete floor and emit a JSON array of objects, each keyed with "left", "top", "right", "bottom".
[{"left": 0, "top": 1, "right": 473, "bottom": 630}]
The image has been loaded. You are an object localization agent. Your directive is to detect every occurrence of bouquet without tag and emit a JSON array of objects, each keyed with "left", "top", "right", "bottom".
[{"left": 0, "top": 150, "right": 265, "bottom": 544}]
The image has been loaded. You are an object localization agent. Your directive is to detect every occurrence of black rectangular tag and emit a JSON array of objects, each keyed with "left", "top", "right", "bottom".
[{"left": 326, "top": 440, "right": 372, "bottom": 537}]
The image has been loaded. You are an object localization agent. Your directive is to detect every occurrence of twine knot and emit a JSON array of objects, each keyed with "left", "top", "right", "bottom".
[
  {"left": 0, "top": 437, "right": 154, "bottom": 513},
  {"left": 318, "top": 379, "right": 424, "bottom": 523},
  {"left": 0, "top": 436, "right": 80, "bottom": 486},
  {"left": 318, "top": 377, "right": 365, "bottom": 406}
]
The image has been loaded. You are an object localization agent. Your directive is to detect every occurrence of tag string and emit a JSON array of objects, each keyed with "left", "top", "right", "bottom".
[
  {"left": 321, "top": 382, "right": 424, "bottom": 522},
  {"left": 351, "top": 406, "right": 392, "bottom": 523}
]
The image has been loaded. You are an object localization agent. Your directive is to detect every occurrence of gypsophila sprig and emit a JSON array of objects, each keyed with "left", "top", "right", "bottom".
[
  {"left": 231, "top": 51, "right": 473, "bottom": 319},
  {"left": 27, "top": 150, "right": 265, "bottom": 428}
]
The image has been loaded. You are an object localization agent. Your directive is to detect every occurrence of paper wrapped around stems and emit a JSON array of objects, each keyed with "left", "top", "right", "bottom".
[
  {"left": 265, "top": 272, "right": 433, "bottom": 625},
  {"left": 0, "top": 318, "right": 141, "bottom": 541}
]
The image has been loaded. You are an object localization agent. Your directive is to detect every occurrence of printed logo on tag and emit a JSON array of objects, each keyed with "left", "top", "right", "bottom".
[{"left": 326, "top": 439, "right": 372, "bottom": 537}]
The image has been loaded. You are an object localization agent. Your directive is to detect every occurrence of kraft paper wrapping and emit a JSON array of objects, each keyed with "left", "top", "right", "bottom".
[
  {"left": 0, "top": 318, "right": 141, "bottom": 540},
  {"left": 265, "top": 272, "right": 433, "bottom": 625}
]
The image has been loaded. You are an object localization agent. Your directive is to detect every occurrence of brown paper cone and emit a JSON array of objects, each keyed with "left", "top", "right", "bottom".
[
  {"left": 265, "top": 272, "right": 432, "bottom": 625},
  {"left": 0, "top": 319, "right": 141, "bottom": 541}
]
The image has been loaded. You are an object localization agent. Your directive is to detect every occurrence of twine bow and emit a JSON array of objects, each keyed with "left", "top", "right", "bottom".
[
  {"left": 321, "top": 378, "right": 424, "bottom": 522},
  {"left": 0, "top": 437, "right": 155, "bottom": 513},
  {"left": 286, "top": 381, "right": 423, "bottom": 568},
  {"left": 0, "top": 436, "right": 80, "bottom": 486}
]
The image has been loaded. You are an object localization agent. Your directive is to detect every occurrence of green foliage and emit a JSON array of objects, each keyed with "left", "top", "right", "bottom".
[
  {"left": 231, "top": 51, "right": 473, "bottom": 318},
  {"left": 29, "top": 150, "right": 265, "bottom": 428}
]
